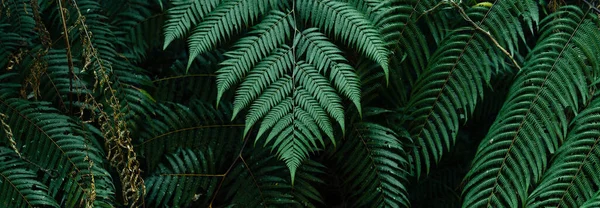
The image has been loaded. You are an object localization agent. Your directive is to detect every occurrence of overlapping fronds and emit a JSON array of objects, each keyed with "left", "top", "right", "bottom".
[
  {"left": 0, "top": 0, "right": 35, "bottom": 38},
  {"left": 163, "top": 0, "right": 221, "bottom": 49},
  {"left": 405, "top": 0, "right": 538, "bottom": 178},
  {"left": 0, "top": 98, "right": 115, "bottom": 207},
  {"left": 154, "top": 54, "right": 224, "bottom": 104},
  {"left": 140, "top": 100, "right": 243, "bottom": 171},
  {"left": 0, "top": 147, "right": 59, "bottom": 208},
  {"left": 288, "top": 160, "right": 326, "bottom": 207},
  {"left": 527, "top": 94, "right": 600, "bottom": 207},
  {"left": 186, "top": 0, "right": 278, "bottom": 69},
  {"left": 462, "top": 6, "right": 600, "bottom": 207},
  {"left": 215, "top": 10, "right": 293, "bottom": 103},
  {"left": 582, "top": 190, "right": 600, "bottom": 208},
  {"left": 334, "top": 120, "right": 411, "bottom": 207},
  {"left": 172, "top": 0, "right": 394, "bottom": 182},
  {"left": 223, "top": 147, "right": 306, "bottom": 207},
  {"left": 113, "top": 1, "right": 165, "bottom": 62},
  {"left": 0, "top": 27, "right": 22, "bottom": 69},
  {"left": 297, "top": 0, "right": 390, "bottom": 80},
  {"left": 39, "top": 49, "right": 91, "bottom": 111},
  {"left": 145, "top": 148, "right": 220, "bottom": 207},
  {"left": 234, "top": 50, "right": 341, "bottom": 181}
]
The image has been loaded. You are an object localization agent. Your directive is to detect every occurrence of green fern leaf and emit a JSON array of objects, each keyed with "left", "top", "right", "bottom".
[
  {"left": 335, "top": 121, "right": 410, "bottom": 207},
  {"left": 526, "top": 98, "right": 600, "bottom": 206},
  {"left": 582, "top": 190, "right": 600, "bottom": 208},
  {"left": 186, "top": 0, "right": 277, "bottom": 69},
  {"left": 0, "top": 98, "right": 116, "bottom": 207},
  {"left": 296, "top": 0, "right": 390, "bottom": 81},
  {"left": 0, "top": 147, "right": 59, "bottom": 208},
  {"left": 216, "top": 10, "right": 293, "bottom": 104},
  {"left": 163, "top": 0, "right": 221, "bottom": 49},
  {"left": 406, "top": 0, "right": 538, "bottom": 178},
  {"left": 140, "top": 100, "right": 243, "bottom": 171},
  {"left": 462, "top": 6, "right": 600, "bottom": 208},
  {"left": 295, "top": 28, "right": 362, "bottom": 115},
  {"left": 222, "top": 146, "right": 296, "bottom": 207},
  {"left": 145, "top": 148, "right": 219, "bottom": 206}
]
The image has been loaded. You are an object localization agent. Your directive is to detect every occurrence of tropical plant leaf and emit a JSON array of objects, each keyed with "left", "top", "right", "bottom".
[
  {"left": 0, "top": 147, "right": 59, "bottom": 208},
  {"left": 333, "top": 120, "right": 411, "bottom": 207},
  {"left": 405, "top": 0, "right": 538, "bottom": 178},
  {"left": 462, "top": 6, "right": 600, "bottom": 207}
]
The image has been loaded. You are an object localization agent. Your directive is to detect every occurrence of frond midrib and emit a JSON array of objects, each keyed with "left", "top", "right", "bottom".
[
  {"left": 483, "top": 8, "right": 591, "bottom": 207},
  {"left": 0, "top": 171, "right": 34, "bottom": 208},
  {"left": 141, "top": 124, "right": 245, "bottom": 145}
]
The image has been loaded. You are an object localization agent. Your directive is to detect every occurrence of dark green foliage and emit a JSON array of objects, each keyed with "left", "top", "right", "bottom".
[
  {"left": 0, "top": 147, "right": 59, "bottom": 208},
  {"left": 463, "top": 6, "right": 600, "bottom": 207},
  {"left": 2, "top": 0, "right": 600, "bottom": 207}
]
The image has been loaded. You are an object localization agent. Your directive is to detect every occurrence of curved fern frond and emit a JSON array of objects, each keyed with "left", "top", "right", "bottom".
[
  {"left": 39, "top": 49, "right": 91, "bottom": 111},
  {"left": 0, "top": 147, "right": 59, "bottom": 208},
  {"left": 186, "top": 0, "right": 277, "bottom": 69},
  {"left": 140, "top": 100, "right": 243, "bottom": 171},
  {"left": 0, "top": 0, "right": 35, "bottom": 38},
  {"left": 334, "top": 121, "right": 410, "bottom": 207},
  {"left": 154, "top": 53, "right": 225, "bottom": 104},
  {"left": 235, "top": 53, "right": 343, "bottom": 180},
  {"left": 582, "top": 190, "right": 600, "bottom": 208},
  {"left": 216, "top": 10, "right": 293, "bottom": 103},
  {"left": 163, "top": 0, "right": 221, "bottom": 49},
  {"left": 289, "top": 160, "right": 326, "bottom": 207},
  {"left": 296, "top": 0, "right": 390, "bottom": 81},
  {"left": 295, "top": 28, "right": 362, "bottom": 114},
  {"left": 405, "top": 0, "right": 538, "bottom": 178},
  {"left": 527, "top": 95, "right": 600, "bottom": 207},
  {"left": 0, "top": 27, "right": 21, "bottom": 69},
  {"left": 462, "top": 6, "right": 600, "bottom": 208},
  {"left": 75, "top": 0, "right": 118, "bottom": 72},
  {"left": 114, "top": 2, "right": 165, "bottom": 62},
  {"left": 222, "top": 146, "right": 296, "bottom": 207},
  {"left": 145, "top": 148, "right": 219, "bottom": 207},
  {"left": 0, "top": 98, "right": 115, "bottom": 207}
]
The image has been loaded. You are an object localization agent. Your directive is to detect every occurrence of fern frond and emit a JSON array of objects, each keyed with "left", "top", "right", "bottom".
[
  {"left": 405, "top": 0, "right": 538, "bottom": 178},
  {"left": 140, "top": 100, "right": 243, "bottom": 171},
  {"left": 296, "top": 0, "right": 390, "bottom": 80},
  {"left": 0, "top": 27, "right": 21, "bottom": 69},
  {"left": 236, "top": 55, "right": 342, "bottom": 180},
  {"left": 0, "top": 147, "right": 59, "bottom": 208},
  {"left": 462, "top": 6, "right": 600, "bottom": 208},
  {"left": 39, "top": 49, "right": 91, "bottom": 111},
  {"left": 163, "top": 0, "right": 221, "bottom": 49},
  {"left": 0, "top": 0, "right": 35, "bottom": 38},
  {"left": 222, "top": 146, "right": 296, "bottom": 207},
  {"left": 186, "top": 0, "right": 277, "bottom": 69},
  {"left": 145, "top": 148, "right": 219, "bottom": 206},
  {"left": 295, "top": 28, "right": 362, "bottom": 114},
  {"left": 0, "top": 98, "right": 115, "bottom": 207},
  {"left": 154, "top": 53, "right": 225, "bottom": 104},
  {"left": 114, "top": 2, "right": 165, "bottom": 62},
  {"left": 216, "top": 10, "right": 293, "bottom": 104},
  {"left": 334, "top": 121, "right": 410, "bottom": 207},
  {"left": 582, "top": 190, "right": 600, "bottom": 208},
  {"left": 289, "top": 160, "right": 325, "bottom": 207},
  {"left": 526, "top": 95, "right": 600, "bottom": 207}
]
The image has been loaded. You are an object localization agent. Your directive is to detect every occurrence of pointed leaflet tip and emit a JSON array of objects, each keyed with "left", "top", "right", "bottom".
[
  {"left": 243, "top": 125, "right": 251, "bottom": 141},
  {"left": 289, "top": 165, "right": 296, "bottom": 186},
  {"left": 354, "top": 101, "right": 362, "bottom": 120},
  {"left": 163, "top": 37, "right": 173, "bottom": 51},
  {"left": 216, "top": 88, "right": 225, "bottom": 109},
  {"left": 186, "top": 56, "right": 195, "bottom": 74}
]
